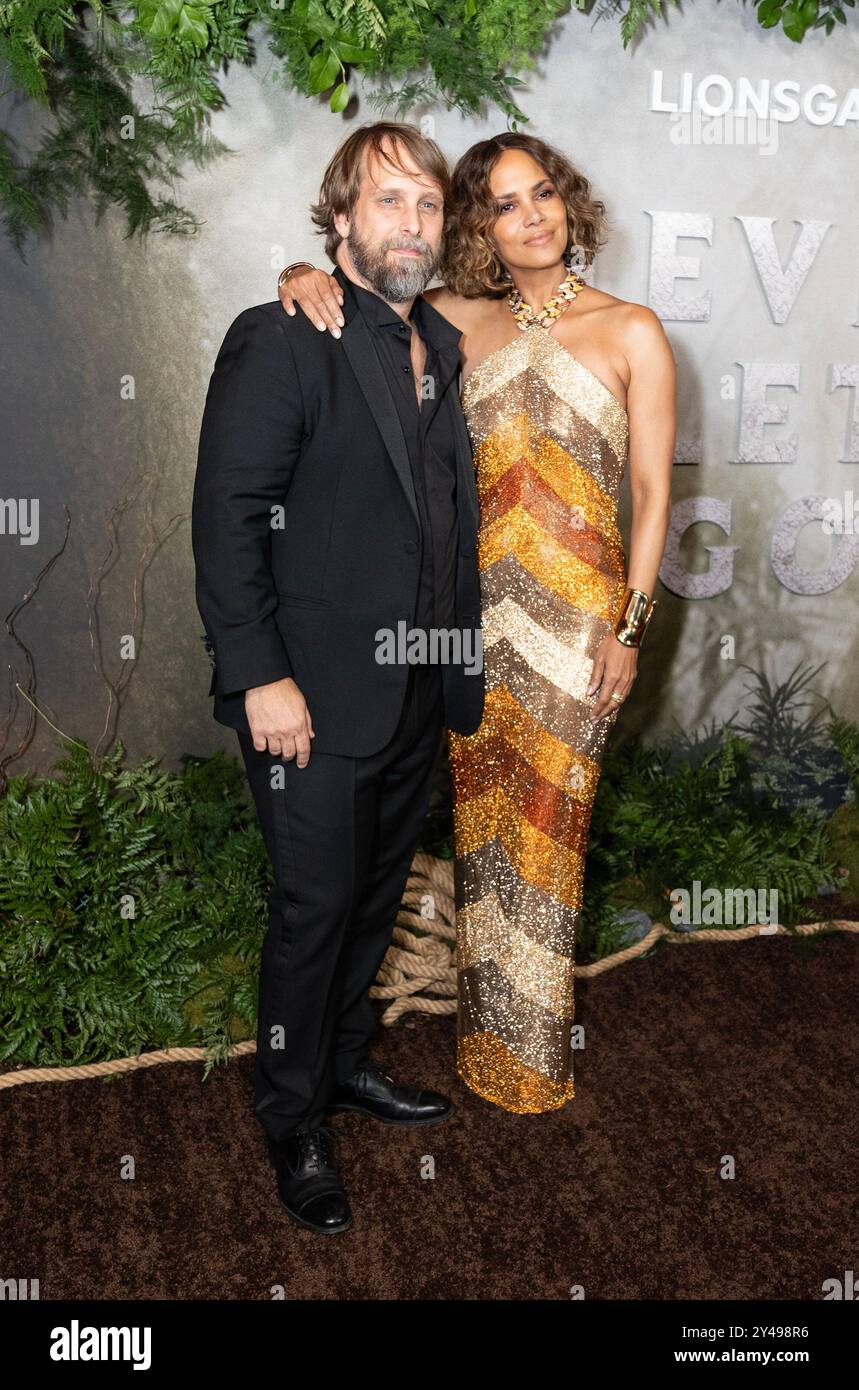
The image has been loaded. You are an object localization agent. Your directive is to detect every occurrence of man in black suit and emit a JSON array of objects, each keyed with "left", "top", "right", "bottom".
[{"left": 191, "top": 122, "right": 483, "bottom": 1235}]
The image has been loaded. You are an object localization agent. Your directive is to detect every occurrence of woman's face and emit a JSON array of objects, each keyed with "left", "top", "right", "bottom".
[{"left": 487, "top": 148, "right": 568, "bottom": 276}]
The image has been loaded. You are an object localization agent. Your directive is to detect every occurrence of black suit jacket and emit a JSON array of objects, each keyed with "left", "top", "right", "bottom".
[{"left": 191, "top": 265, "right": 485, "bottom": 756}]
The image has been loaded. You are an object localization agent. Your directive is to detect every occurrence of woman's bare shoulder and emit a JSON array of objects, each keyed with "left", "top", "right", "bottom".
[
  {"left": 423, "top": 285, "right": 493, "bottom": 333},
  {"left": 615, "top": 298, "right": 674, "bottom": 360},
  {"left": 591, "top": 288, "right": 664, "bottom": 331},
  {"left": 585, "top": 288, "right": 672, "bottom": 356}
]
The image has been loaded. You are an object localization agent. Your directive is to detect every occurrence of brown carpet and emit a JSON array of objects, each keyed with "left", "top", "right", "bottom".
[{"left": 2, "top": 933, "right": 856, "bottom": 1300}]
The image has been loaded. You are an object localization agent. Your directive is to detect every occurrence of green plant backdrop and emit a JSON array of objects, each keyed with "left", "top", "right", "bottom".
[
  {"left": 0, "top": 0, "right": 855, "bottom": 249},
  {"left": 1, "top": 666, "right": 856, "bottom": 1071}
]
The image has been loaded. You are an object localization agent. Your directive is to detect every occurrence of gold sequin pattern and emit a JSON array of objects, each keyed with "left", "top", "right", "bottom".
[
  {"left": 458, "top": 1032, "right": 575, "bottom": 1114},
  {"left": 479, "top": 510, "right": 624, "bottom": 622},
  {"left": 456, "top": 840, "right": 578, "bottom": 955},
  {"left": 457, "top": 894, "right": 575, "bottom": 1017},
  {"left": 476, "top": 413, "right": 622, "bottom": 531},
  {"left": 453, "top": 683, "right": 601, "bottom": 797},
  {"left": 452, "top": 786, "right": 586, "bottom": 908},
  {"left": 449, "top": 323, "right": 630, "bottom": 1114},
  {"left": 463, "top": 328, "right": 629, "bottom": 475}
]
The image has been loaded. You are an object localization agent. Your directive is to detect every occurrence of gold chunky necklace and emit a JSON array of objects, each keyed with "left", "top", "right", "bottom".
[{"left": 507, "top": 263, "right": 587, "bottom": 330}]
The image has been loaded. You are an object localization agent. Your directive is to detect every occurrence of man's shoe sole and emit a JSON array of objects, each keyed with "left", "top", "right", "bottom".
[{"left": 325, "top": 1100, "right": 454, "bottom": 1125}]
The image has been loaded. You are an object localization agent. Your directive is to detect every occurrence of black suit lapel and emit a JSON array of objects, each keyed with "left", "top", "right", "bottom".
[
  {"left": 336, "top": 278, "right": 419, "bottom": 526},
  {"left": 333, "top": 266, "right": 478, "bottom": 542},
  {"left": 441, "top": 349, "right": 480, "bottom": 541}
]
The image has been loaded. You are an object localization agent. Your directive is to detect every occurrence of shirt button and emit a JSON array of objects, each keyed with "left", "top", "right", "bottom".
[
  {"left": 404, "top": 540, "right": 418, "bottom": 554},
  {"left": 402, "top": 365, "right": 410, "bottom": 373}
]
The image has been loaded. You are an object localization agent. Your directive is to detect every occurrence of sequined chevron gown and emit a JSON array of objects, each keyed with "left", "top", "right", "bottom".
[{"left": 448, "top": 323, "right": 630, "bottom": 1114}]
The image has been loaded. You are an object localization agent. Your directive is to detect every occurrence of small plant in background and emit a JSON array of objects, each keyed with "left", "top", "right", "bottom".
[
  {"left": 731, "top": 662, "right": 849, "bottom": 818},
  {"left": 576, "top": 660, "right": 857, "bottom": 956},
  {"left": 579, "top": 726, "right": 836, "bottom": 959}
]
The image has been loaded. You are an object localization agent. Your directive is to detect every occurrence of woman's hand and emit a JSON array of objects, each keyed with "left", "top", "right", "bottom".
[
  {"left": 279, "top": 266, "right": 345, "bottom": 337},
  {"left": 587, "top": 631, "right": 638, "bottom": 722}
]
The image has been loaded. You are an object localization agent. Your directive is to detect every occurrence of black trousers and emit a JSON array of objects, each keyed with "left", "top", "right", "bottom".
[{"left": 236, "top": 664, "right": 444, "bottom": 1142}]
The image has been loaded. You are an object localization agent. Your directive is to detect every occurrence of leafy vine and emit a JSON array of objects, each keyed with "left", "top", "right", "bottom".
[{"left": 0, "top": 1, "right": 854, "bottom": 247}]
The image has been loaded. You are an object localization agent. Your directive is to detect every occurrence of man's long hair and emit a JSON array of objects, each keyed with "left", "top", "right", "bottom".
[{"left": 310, "top": 121, "right": 451, "bottom": 262}]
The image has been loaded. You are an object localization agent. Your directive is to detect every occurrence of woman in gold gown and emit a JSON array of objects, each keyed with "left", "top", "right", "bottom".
[
  {"left": 277, "top": 129, "right": 675, "bottom": 1116},
  {"left": 446, "top": 296, "right": 634, "bottom": 1113}
]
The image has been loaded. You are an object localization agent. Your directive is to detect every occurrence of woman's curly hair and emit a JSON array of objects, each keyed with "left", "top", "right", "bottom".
[{"left": 440, "top": 132, "right": 608, "bottom": 299}]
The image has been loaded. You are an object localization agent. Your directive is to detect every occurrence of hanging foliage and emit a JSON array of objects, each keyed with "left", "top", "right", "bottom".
[{"left": 0, "top": 0, "right": 854, "bottom": 248}]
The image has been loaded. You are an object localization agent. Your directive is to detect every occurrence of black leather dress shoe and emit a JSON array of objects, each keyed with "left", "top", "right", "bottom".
[
  {"left": 267, "top": 1125, "right": 352, "bottom": 1234},
  {"left": 327, "top": 1059, "right": 454, "bottom": 1125}
]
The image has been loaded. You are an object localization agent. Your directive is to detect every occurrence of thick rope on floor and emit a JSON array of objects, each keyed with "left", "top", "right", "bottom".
[{"left": 1, "top": 852, "right": 856, "bottom": 1089}]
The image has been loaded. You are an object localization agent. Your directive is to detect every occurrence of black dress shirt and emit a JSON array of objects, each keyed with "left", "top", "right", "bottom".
[{"left": 345, "top": 277, "right": 460, "bottom": 637}]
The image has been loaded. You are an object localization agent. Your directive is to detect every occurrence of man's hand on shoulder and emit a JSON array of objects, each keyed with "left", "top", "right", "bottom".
[{"left": 245, "top": 677, "right": 315, "bottom": 766}]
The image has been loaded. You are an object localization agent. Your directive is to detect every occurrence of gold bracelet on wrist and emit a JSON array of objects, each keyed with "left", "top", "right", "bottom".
[
  {"left": 277, "top": 261, "right": 315, "bottom": 290},
  {"left": 614, "top": 588, "right": 657, "bottom": 648}
]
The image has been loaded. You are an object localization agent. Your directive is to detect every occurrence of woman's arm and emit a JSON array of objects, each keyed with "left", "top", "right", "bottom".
[
  {"left": 422, "top": 285, "right": 473, "bottom": 335},
  {"left": 588, "top": 305, "right": 675, "bottom": 721},
  {"left": 279, "top": 264, "right": 345, "bottom": 336},
  {"left": 623, "top": 305, "right": 676, "bottom": 598},
  {"left": 277, "top": 265, "right": 476, "bottom": 339}
]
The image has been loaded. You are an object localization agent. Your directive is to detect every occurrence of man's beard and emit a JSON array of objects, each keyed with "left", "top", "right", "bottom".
[{"left": 347, "top": 226, "right": 438, "bottom": 301}]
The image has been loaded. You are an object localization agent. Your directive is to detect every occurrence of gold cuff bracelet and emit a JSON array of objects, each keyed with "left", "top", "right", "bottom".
[
  {"left": 614, "top": 588, "right": 657, "bottom": 648},
  {"left": 277, "top": 261, "right": 314, "bottom": 289}
]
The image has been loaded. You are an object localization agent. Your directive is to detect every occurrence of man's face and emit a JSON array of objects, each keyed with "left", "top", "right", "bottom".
[{"left": 334, "top": 139, "right": 445, "bottom": 303}]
